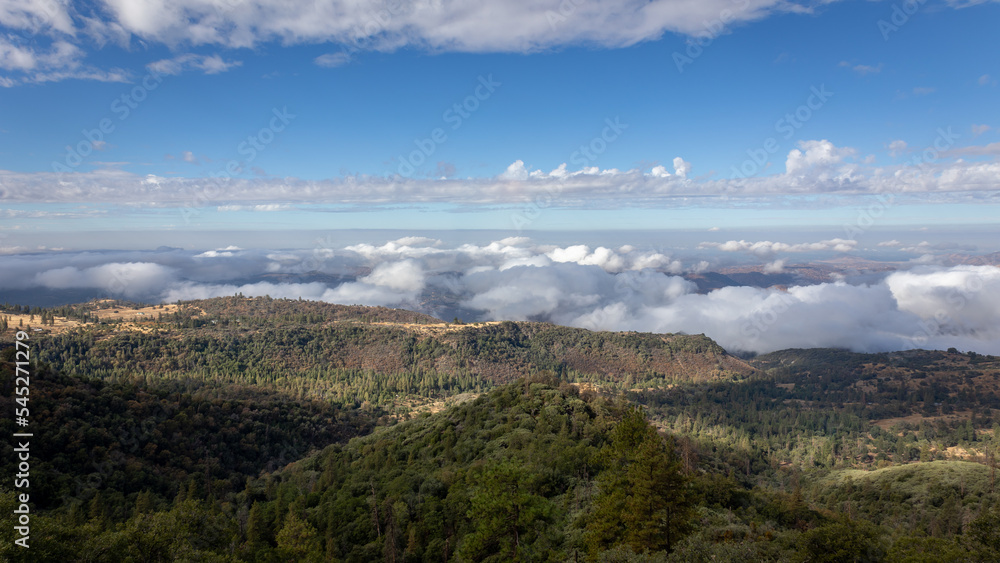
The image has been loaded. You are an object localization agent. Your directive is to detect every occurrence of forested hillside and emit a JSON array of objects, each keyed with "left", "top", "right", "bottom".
[
  {"left": 11, "top": 296, "right": 752, "bottom": 414},
  {"left": 1, "top": 297, "right": 1000, "bottom": 561}
]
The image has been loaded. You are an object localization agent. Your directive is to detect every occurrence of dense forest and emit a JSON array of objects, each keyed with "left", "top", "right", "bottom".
[{"left": 2, "top": 296, "right": 1000, "bottom": 561}]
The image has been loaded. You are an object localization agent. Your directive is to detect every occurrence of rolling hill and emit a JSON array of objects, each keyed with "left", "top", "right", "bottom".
[{"left": 1, "top": 296, "right": 999, "bottom": 561}]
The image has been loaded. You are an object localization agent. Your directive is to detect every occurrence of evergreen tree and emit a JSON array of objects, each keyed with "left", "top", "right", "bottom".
[
  {"left": 586, "top": 407, "right": 692, "bottom": 555},
  {"left": 458, "top": 459, "right": 554, "bottom": 561},
  {"left": 275, "top": 511, "right": 321, "bottom": 561}
]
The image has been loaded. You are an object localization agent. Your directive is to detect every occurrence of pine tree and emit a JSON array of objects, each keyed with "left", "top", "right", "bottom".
[
  {"left": 275, "top": 511, "right": 321, "bottom": 561},
  {"left": 586, "top": 407, "right": 693, "bottom": 554},
  {"left": 458, "top": 459, "right": 553, "bottom": 560},
  {"left": 246, "top": 501, "right": 270, "bottom": 547}
]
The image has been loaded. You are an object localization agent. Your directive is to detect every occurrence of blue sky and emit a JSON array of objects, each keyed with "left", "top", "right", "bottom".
[
  {"left": 3, "top": 0, "right": 1000, "bottom": 352},
  {"left": 1, "top": 0, "right": 999, "bottom": 236}
]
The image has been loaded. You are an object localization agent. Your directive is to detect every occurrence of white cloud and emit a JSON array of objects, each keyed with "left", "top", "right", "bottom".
[
  {"left": 89, "top": 0, "right": 817, "bottom": 53},
  {"left": 672, "top": 157, "right": 691, "bottom": 178},
  {"left": 0, "top": 0, "right": 75, "bottom": 35},
  {"left": 3, "top": 137, "right": 1000, "bottom": 207},
  {"left": 147, "top": 53, "right": 242, "bottom": 75},
  {"left": 499, "top": 160, "right": 530, "bottom": 181},
  {"left": 888, "top": 139, "right": 907, "bottom": 157},
  {"left": 698, "top": 238, "right": 857, "bottom": 258},
  {"left": 785, "top": 139, "right": 856, "bottom": 175},
  {"left": 3, "top": 241, "right": 1000, "bottom": 355},
  {"left": 841, "top": 61, "right": 882, "bottom": 75},
  {"left": 217, "top": 204, "right": 290, "bottom": 211},
  {"left": 763, "top": 259, "right": 786, "bottom": 274},
  {"left": 650, "top": 165, "right": 671, "bottom": 178},
  {"left": 315, "top": 260, "right": 426, "bottom": 307},
  {"left": 315, "top": 52, "right": 351, "bottom": 68},
  {"left": 0, "top": 37, "right": 128, "bottom": 85},
  {"left": 33, "top": 262, "right": 176, "bottom": 298},
  {"left": 0, "top": 37, "right": 40, "bottom": 71},
  {"left": 359, "top": 259, "right": 425, "bottom": 292},
  {"left": 2, "top": 1, "right": 991, "bottom": 87},
  {"left": 972, "top": 124, "right": 991, "bottom": 137}
]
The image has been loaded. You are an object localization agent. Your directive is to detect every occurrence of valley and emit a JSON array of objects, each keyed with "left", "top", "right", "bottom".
[{"left": 1, "top": 296, "right": 999, "bottom": 561}]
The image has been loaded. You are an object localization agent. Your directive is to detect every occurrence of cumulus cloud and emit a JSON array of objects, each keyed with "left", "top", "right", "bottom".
[
  {"left": 698, "top": 238, "right": 857, "bottom": 258},
  {"left": 673, "top": 157, "right": 691, "bottom": 178},
  {"left": 763, "top": 259, "right": 786, "bottom": 274},
  {"left": 309, "top": 260, "right": 426, "bottom": 307},
  {"left": 3, "top": 239, "right": 1000, "bottom": 355},
  {"left": 196, "top": 245, "right": 242, "bottom": 257},
  {"left": 358, "top": 260, "right": 425, "bottom": 292},
  {"left": 785, "top": 139, "right": 856, "bottom": 175},
  {"left": 5, "top": 138, "right": 1000, "bottom": 207},
  {"left": 576, "top": 266, "right": 1000, "bottom": 355},
  {"left": 499, "top": 160, "right": 530, "bottom": 181}
]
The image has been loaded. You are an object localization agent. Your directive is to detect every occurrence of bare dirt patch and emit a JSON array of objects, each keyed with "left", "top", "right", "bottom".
[
  {"left": 370, "top": 321, "right": 502, "bottom": 336},
  {"left": 1, "top": 302, "right": 197, "bottom": 336}
]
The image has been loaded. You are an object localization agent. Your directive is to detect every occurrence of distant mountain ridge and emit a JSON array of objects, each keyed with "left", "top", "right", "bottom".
[{"left": 22, "top": 296, "right": 755, "bottom": 389}]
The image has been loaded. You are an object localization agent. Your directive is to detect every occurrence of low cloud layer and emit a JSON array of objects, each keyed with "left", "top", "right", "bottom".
[
  {"left": 4, "top": 138, "right": 1000, "bottom": 207},
  {"left": 3, "top": 238, "right": 1000, "bottom": 356}
]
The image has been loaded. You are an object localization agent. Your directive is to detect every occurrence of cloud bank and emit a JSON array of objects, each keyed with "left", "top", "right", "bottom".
[
  {"left": 5, "top": 138, "right": 1000, "bottom": 207},
  {"left": 3, "top": 237, "right": 1000, "bottom": 356}
]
